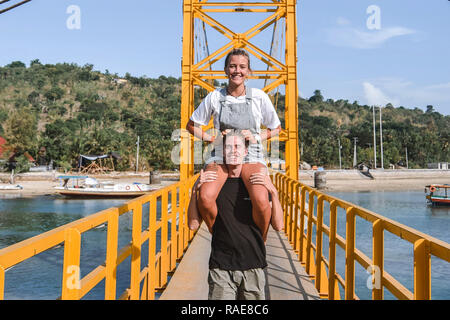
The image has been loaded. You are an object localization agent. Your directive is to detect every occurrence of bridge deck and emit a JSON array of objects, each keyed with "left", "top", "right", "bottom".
[{"left": 160, "top": 223, "right": 319, "bottom": 300}]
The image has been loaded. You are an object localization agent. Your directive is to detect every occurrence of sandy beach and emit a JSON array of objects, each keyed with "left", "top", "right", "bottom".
[{"left": 0, "top": 169, "right": 449, "bottom": 197}]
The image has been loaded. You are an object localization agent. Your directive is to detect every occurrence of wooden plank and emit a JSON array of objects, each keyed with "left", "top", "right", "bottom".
[
  {"left": 160, "top": 223, "right": 211, "bottom": 300},
  {"left": 265, "top": 228, "right": 320, "bottom": 300},
  {"left": 161, "top": 225, "right": 319, "bottom": 300}
]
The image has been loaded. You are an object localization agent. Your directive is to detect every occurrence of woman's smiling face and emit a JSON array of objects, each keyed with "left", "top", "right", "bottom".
[{"left": 225, "top": 54, "right": 250, "bottom": 87}]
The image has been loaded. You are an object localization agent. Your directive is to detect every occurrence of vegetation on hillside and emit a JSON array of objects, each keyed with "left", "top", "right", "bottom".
[{"left": 0, "top": 61, "right": 448, "bottom": 171}]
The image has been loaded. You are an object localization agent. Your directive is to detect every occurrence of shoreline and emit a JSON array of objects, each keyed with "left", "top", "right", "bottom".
[
  {"left": 0, "top": 169, "right": 449, "bottom": 196},
  {"left": 299, "top": 169, "right": 450, "bottom": 192}
]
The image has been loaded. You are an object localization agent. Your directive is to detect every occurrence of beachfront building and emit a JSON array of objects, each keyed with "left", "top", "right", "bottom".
[{"left": 428, "top": 162, "right": 449, "bottom": 170}]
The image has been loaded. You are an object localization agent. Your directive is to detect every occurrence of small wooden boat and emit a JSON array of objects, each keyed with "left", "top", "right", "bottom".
[
  {"left": 0, "top": 184, "right": 23, "bottom": 190},
  {"left": 55, "top": 175, "right": 157, "bottom": 198},
  {"left": 425, "top": 184, "right": 450, "bottom": 206}
]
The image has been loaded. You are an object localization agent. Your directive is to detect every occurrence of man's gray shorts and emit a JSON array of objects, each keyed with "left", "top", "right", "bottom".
[{"left": 208, "top": 268, "right": 266, "bottom": 300}]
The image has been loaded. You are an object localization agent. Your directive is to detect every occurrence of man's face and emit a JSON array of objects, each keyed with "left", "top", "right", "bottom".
[{"left": 224, "top": 135, "right": 247, "bottom": 165}]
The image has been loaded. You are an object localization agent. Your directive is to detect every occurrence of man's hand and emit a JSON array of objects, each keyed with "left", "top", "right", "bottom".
[
  {"left": 249, "top": 168, "right": 283, "bottom": 232},
  {"left": 195, "top": 169, "right": 218, "bottom": 192},
  {"left": 249, "top": 168, "right": 277, "bottom": 195}
]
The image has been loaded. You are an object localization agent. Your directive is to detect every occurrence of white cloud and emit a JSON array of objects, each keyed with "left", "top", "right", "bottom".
[
  {"left": 362, "top": 78, "right": 450, "bottom": 114},
  {"left": 363, "top": 82, "right": 397, "bottom": 106},
  {"left": 325, "top": 19, "right": 416, "bottom": 49}
]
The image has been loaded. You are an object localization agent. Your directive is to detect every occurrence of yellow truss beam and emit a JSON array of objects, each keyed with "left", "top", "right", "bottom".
[{"left": 181, "top": 0, "right": 299, "bottom": 180}]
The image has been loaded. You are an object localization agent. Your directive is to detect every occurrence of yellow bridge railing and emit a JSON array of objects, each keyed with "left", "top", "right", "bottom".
[
  {"left": 273, "top": 172, "right": 450, "bottom": 300},
  {"left": 1, "top": 172, "right": 449, "bottom": 299},
  {"left": 0, "top": 175, "right": 199, "bottom": 300}
]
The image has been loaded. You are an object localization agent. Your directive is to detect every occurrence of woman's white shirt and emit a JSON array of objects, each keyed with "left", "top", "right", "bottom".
[{"left": 189, "top": 88, "right": 281, "bottom": 134}]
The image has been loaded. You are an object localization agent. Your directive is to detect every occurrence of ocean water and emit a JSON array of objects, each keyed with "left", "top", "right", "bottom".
[{"left": 0, "top": 191, "right": 448, "bottom": 300}]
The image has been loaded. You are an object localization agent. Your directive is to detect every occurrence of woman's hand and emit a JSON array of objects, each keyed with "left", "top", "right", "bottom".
[
  {"left": 221, "top": 129, "right": 256, "bottom": 144},
  {"left": 241, "top": 129, "right": 257, "bottom": 144},
  {"left": 221, "top": 129, "right": 232, "bottom": 137}
]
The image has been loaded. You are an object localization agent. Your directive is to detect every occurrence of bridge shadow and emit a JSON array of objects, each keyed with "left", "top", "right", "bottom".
[{"left": 264, "top": 228, "right": 320, "bottom": 300}]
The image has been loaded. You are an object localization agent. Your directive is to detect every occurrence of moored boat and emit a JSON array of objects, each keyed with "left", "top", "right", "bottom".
[
  {"left": 425, "top": 184, "right": 450, "bottom": 206},
  {"left": 0, "top": 184, "right": 23, "bottom": 190},
  {"left": 55, "top": 175, "right": 157, "bottom": 198}
]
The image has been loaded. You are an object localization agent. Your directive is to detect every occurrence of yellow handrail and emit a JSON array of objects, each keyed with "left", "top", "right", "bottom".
[
  {"left": 272, "top": 172, "right": 450, "bottom": 300},
  {"left": 1, "top": 171, "right": 449, "bottom": 300},
  {"left": 0, "top": 174, "right": 199, "bottom": 300}
]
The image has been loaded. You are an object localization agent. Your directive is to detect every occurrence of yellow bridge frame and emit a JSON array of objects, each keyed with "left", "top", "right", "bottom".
[{"left": 180, "top": 0, "right": 299, "bottom": 181}]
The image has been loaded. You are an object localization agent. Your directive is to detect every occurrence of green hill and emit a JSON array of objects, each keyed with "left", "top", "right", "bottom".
[{"left": 0, "top": 60, "right": 448, "bottom": 171}]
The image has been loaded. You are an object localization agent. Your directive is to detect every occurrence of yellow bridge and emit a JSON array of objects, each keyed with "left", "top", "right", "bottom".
[
  {"left": 1, "top": 172, "right": 449, "bottom": 300},
  {"left": 1, "top": 1, "right": 449, "bottom": 300}
]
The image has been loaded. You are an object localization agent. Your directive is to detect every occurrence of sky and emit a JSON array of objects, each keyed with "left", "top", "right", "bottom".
[{"left": 1, "top": 0, "right": 449, "bottom": 115}]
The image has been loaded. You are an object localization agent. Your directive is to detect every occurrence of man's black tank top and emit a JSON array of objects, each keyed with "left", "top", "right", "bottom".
[{"left": 209, "top": 177, "right": 267, "bottom": 271}]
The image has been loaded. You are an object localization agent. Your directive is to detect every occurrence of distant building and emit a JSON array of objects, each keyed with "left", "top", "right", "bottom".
[{"left": 428, "top": 162, "right": 449, "bottom": 170}]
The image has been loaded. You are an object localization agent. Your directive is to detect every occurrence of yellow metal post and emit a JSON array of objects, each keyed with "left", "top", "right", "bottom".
[
  {"left": 414, "top": 239, "right": 431, "bottom": 300},
  {"left": 288, "top": 180, "right": 295, "bottom": 243},
  {"left": 160, "top": 190, "right": 169, "bottom": 288},
  {"left": 61, "top": 228, "right": 81, "bottom": 300},
  {"left": 130, "top": 203, "right": 142, "bottom": 300},
  {"left": 372, "top": 219, "right": 384, "bottom": 300},
  {"left": 298, "top": 186, "right": 306, "bottom": 263},
  {"left": 170, "top": 186, "right": 178, "bottom": 271},
  {"left": 0, "top": 265, "right": 4, "bottom": 300},
  {"left": 105, "top": 208, "right": 119, "bottom": 300},
  {"left": 315, "top": 195, "right": 326, "bottom": 297},
  {"left": 181, "top": 0, "right": 195, "bottom": 181},
  {"left": 328, "top": 201, "right": 339, "bottom": 300},
  {"left": 284, "top": 0, "right": 299, "bottom": 180},
  {"left": 345, "top": 207, "right": 356, "bottom": 300},
  {"left": 147, "top": 197, "right": 157, "bottom": 300},
  {"left": 305, "top": 191, "right": 315, "bottom": 278},
  {"left": 292, "top": 183, "right": 300, "bottom": 252}
]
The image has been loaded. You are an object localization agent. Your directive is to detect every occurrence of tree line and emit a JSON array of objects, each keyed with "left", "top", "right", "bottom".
[{"left": 0, "top": 61, "right": 448, "bottom": 172}]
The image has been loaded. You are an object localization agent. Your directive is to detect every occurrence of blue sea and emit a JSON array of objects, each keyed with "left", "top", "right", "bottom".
[{"left": 0, "top": 191, "right": 449, "bottom": 300}]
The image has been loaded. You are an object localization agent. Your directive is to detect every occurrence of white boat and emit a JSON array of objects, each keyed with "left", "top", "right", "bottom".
[
  {"left": 0, "top": 184, "right": 23, "bottom": 190},
  {"left": 55, "top": 175, "right": 157, "bottom": 198}
]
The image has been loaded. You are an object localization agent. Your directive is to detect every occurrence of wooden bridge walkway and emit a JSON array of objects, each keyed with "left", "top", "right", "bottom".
[{"left": 160, "top": 224, "right": 320, "bottom": 300}]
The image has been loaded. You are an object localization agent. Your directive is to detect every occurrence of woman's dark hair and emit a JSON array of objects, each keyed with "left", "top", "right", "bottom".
[{"left": 224, "top": 48, "right": 252, "bottom": 72}]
